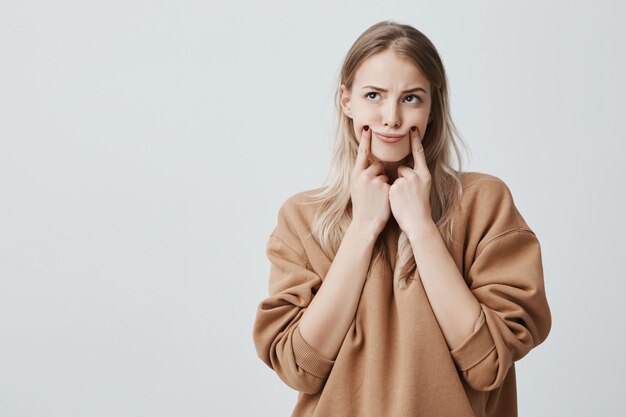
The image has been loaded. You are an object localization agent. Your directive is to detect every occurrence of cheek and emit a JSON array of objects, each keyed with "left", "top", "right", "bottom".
[
  {"left": 411, "top": 111, "right": 431, "bottom": 131},
  {"left": 351, "top": 107, "right": 376, "bottom": 134},
  {"left": 414, "top": 108, "right": 431, "bottom": 122},
  {"left": 351, "top": 101, "right": 376, "bottom": 121}
]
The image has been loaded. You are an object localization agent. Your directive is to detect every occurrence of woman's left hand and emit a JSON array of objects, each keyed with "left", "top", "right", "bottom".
[{"left": 389, "top": 126, "right": 434, "bottom": 239}]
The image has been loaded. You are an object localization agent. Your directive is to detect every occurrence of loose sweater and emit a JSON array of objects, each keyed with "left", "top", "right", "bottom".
[{"left": 252, "top": 171, "right": 552, "bottom": 417}]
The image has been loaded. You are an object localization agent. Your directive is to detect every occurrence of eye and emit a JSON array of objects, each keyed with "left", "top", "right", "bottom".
[
  {"left": 365, "top": 92, "right": 422, "bottom": 104},
  {"left": 405, "top": 94, "right": 422, "bottom": 104}
]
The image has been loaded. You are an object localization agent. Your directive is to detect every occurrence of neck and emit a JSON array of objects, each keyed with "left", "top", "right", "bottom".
[{"left": 382, "top": 156, "right": 411, "bottom": 184}]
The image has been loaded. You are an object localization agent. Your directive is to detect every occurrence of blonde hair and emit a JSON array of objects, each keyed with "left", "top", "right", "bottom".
[{"left": 300, "top": 20, "right": 470, "bottom": 290}]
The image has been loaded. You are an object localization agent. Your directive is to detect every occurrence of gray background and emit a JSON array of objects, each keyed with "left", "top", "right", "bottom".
[{"left": 1, "top": 1, "right": 624, "bottom": 416}]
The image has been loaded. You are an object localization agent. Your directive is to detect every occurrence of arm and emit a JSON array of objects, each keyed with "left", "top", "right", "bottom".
[
  {"left": 252, "top": 202, "right": 378, "bottom": 395},
  {"left": 298, "top": 222, "right": 377, "bottom": 361},
  {"left": 407, "top": 179, "right": 552, "bottom": 392},
  {"left": 408, "top": 221, "right": 483, "bottom": 352},
  {"left": 451, "top": 229, "right": 551, "bottom": 391}
]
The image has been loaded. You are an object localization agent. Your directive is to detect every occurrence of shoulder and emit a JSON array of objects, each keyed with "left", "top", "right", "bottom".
[
  {"left": 282, "top": 186, "right": 327, "bottom": 207},
  {"left": 460, "top": 171, "right": 513, "bottom": 200},
  {"left": 456, "top": 171, "right": 533, "bottom": 239},
  {"left": 271, "top": 186, "right": 327, "bottom": 251},
  {"left": 278, "top": 186, "right": 327, "bottom": 222},
  {"left": 458, "top": 171, "right": 517, "bottom": 213}
]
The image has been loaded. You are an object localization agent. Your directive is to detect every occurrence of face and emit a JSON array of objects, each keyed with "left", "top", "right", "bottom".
[{"left": 340, "top": 49, "right": 433, "bottom": 163}]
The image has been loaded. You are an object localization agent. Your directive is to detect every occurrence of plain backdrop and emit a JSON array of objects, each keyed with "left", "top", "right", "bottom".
[{"left": 1, "top": 1, "right": 625, "bottom": 416}]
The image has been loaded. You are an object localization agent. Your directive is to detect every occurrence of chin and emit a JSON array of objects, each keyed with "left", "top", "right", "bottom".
[
  {"left": 371, "top": 143, "right": 410, "bottom": 161},
  {"left": 371, "top": 151, "right": 410, "bottom": 163}
]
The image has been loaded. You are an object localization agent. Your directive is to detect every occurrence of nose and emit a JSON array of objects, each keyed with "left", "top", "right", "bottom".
[{"left": 383, "top": 102, "right": 401, "bottom": 128}]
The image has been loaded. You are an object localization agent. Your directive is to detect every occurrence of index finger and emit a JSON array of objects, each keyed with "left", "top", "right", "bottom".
[
  {"left": 410, "top": 126, "right": 427, "bottom": 172},
  {"left": 355, "top": 125, "right": 371, "bottom": 170}
]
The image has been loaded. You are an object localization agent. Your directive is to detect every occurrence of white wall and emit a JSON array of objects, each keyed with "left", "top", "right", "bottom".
[{"left": 1, "top": 1, "right": 624, "bottom": 416}]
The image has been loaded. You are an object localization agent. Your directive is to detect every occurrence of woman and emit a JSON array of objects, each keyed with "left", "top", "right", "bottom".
[{"left": 252, "top": 20, "right": 552, "bottom": 417}]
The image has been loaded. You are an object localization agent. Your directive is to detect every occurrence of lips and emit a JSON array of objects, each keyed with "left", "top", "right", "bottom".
[{"left": 374, "top": 132, "right": 405, "bottom": 144}]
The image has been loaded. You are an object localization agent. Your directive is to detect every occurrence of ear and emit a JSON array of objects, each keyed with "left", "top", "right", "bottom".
[{"left": 340, "top": 84, "right": 353, "bottom": 119}]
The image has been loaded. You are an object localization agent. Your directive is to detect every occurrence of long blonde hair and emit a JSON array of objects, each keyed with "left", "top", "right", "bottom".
[{"left": 299, "top": 20, "right": 470, "bottom": 290}]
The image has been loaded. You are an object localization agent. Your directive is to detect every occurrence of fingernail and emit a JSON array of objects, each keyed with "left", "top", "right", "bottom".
[
  {"left": 411, "top": 126, "right": 416, "bottom": 132},
  {"left": 364, "top": 125, "right": 369, "bottom": 131}
]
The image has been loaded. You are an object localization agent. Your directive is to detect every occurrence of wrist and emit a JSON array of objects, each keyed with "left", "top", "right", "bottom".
[
  {"left": 407, "top": 218, "right": 438, "bottom": 244},
  {"left": 347, "top": 220, "right": 380, "bottom": 244}
]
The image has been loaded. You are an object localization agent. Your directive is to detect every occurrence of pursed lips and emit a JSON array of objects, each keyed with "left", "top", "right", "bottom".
[{"left": 374, "top": 131, "right": 407, "bottom": 141}]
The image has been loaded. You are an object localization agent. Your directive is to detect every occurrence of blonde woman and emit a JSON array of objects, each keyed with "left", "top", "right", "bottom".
[{"left": 253, "top": 20, "right": 551, "bottom": 417}]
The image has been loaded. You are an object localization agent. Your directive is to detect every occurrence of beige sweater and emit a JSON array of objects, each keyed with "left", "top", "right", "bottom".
[{"left": 252, "top": 171, "right": 552, "bottom": 417}]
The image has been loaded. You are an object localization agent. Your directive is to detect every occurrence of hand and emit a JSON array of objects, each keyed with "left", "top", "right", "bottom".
[
  {"left": 350, "top": 125, "right": 392, "bottom": 238},
  {"left": 388, "top": 126, "right": 434, "bottom": 239}
]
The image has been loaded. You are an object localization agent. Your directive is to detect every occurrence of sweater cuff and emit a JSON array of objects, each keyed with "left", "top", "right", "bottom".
[
  {"left": 449, "top": 308, "right": 495, "bottom": 371},
  {"left": 293, "top": 325, "right": 335, "bottom": 378}
]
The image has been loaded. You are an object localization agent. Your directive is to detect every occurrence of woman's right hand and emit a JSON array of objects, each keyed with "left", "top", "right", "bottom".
[{"left": 350, "top": 125, "right": 391, "bottom": 238}]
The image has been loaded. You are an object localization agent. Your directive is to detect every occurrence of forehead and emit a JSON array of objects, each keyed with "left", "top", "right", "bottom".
[{"left": 353, "top": 50, "right": 430, "bottom": 93}]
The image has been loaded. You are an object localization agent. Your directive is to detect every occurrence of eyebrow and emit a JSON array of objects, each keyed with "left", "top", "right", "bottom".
[{"left": 361, "top": 85, "right": 428, "bottom": 94}]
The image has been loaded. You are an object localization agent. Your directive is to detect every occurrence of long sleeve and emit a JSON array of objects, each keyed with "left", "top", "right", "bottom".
[
  {"left": 449, "top": 228, "right": 552, "bottom": 392},
  {"left": 252, "top": 202, "right": 335, "bottom": 395},
  {"left": 447, "top": 177, "right": 552, "bottom": 392},
  {"left": 473, "top": 308, "right": 485, "bottom": 332}
]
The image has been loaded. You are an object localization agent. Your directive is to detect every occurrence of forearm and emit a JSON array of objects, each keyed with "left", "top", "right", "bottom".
[
  {"left": 408, "top": 221, "right": 482, "bottom": 351},
  {"left": 298, "top": 222, "right": 377, "bottom": 361}
]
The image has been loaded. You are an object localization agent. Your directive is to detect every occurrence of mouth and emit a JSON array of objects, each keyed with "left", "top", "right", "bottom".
[{"left": 374, "top": 131, "right": 406, "bottom": 144}]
